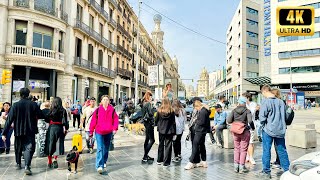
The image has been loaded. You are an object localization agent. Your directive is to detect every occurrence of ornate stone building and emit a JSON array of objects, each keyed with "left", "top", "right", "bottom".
[{"left": 197, "top": 68, "right": 209, "bottom": 98}]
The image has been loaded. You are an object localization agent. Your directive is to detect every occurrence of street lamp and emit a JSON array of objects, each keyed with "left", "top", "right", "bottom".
[
  {"left": 157, "top": 59, "right": 161, "bottom": 101},
  {"left": 134, "top": 0, "right": 142, "bottom": 107}
]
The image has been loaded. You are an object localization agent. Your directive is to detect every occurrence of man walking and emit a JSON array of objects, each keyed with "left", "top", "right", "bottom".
[
  {"left": 257, "top": 85, "right": 290, "bottom": 179},
  {"left": 2, "top": 88, "right": 42, "bottom": 175}
]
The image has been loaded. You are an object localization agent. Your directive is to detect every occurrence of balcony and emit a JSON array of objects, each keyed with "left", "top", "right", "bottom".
[
  {"left": 89, "top": 0, "right": 109, "bottom": 22},
  {"left": 132, "top": 27, "right": 137, "bottom": 37},
  {"left": 34, "top": 4, "right": 56, "bottom": 16},
  {"left": 117, "top": 4, "right": 122, "bottom": 12},
  {"left": 132, "top": 61, "right": 136, "bottom": 68},
  {"left": 132, "top": 44, "right": 137, "bottom": 52},
  {"left": 117, "top": 44, "right": 124, "bottom": 54},
  {"left": 109, "top": 17, "right": 117, "bottom": 28},
  {"left": 109, "top": 43, "right": 117, "bottom": 52},
  {"left": 75, "top": 20, "right": 111, "bottom": 49},
  {"left": 60, "top": 10, "right": 68, "bottom": 23},
  {"left": 117, "top": 23, "right": 125, "bottom": 34},
  {"left": 14, "top": 0, "right": 29, "bottom": 8},
  {"left": 127, "top": 17, "right": 131, "bottom": 24},
  {"left": 108, "top": 0, "right": 117, "bottom": 8},
  {"left": 138, "top": 80, "right": 148, "bottom": 87},
  {"left": 74, "top": 57, "right": 116, "bottom": 78},
  {"left": 123, "top": 12, "right": 127, "bottom": 19},
  {"left": 117, "top": 68, "right": 132, "bottom": 79},
  {"left": 10, "top": 45, "right": 64, "bottom": 61}
]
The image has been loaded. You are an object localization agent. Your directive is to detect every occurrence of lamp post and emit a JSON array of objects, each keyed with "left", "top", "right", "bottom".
[{"left": 134, "top": 0, "right": 142, "bottom": 107}]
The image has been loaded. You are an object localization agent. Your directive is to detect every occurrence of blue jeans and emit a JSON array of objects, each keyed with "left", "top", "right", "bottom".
[
  {"left": 255, "top": 120, "right": 262, "bottom": 137},
  {"left": 0, "top": 128, "right": 13, "bottom": 149},
  {"left": 262, "top": 130, "right": 290, "bottom": 173},
  {"left": 95, "top": 133, "right": 112, "bottom": 169}
]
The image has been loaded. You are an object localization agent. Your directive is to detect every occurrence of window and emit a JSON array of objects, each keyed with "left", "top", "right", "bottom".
[
  {"left": 76, "top": 4, "right": 83, "bottom": 21},
  {"left": 15, "top": 20, "right": 27, "bottom": 45},
  {"left": 109, "top": 31, "right": 112, "bottom": 43},
  {"left": 238, "top": 45, "right": 240, "bottom": 50},
  {"left": 58, "top": 32, "right": 63, "bottom": 53},
  {"left": 278, "top": 32, "right": 320, "bottom": 42},
  {"left": 33, "top": 33, "right": 53, "bottom": 50},
  {"left": 238, "top": 21, "right": 240, "bottom": 27},
  {"left": 238, "top": 33, "right": 240, "bottom": 39},
  {"left": 89, "top": 14, "right": 94, "bottom": 29},
  {"left": 247, "top": 71, "right": 259, "bottom": 77},
  {"left": 303, "top": 2, "right": 320, "bottom": 9},
  {"left": 247, "top": 19, "right": 258, "bottom": 26},
  {"left": 99, "top": 23, "right": 103, "bottom": 36},
  {"left": 117, "top": 36, "right": 120, "bottom": 45},
  {"left": 238, "top": 9, "right": 240, "bottom": 15},
  {"left": 279, "top": 49, "right": 320, "bottom": 59},
  {"left": 116, "top": 58, "right": 119, "bottom": 69},
  {"left": 246, "top": 7, "right": 258, "bottom": 15},
  {"left": 246, "top": 43, "right": 258, "bottom": 50},
  {"left": 279, "top": 66, "right": 320, "bottom": 74},
  {"left": 88, "top": 44, "right": 93, "bottom": 62},
  {"left": 238, "top": 72, "right": 240, "bottom": 78},
  {"left": 247, "top": 31, "right": 258, "bottom": 38},
  {"left": 122, "top": 61, "right": 124, "bottom": 69},
  {"left": 109, "top": 8, "right": 113, "bottom": 19},
  {"left": 98, "top": 50, "right": 103, "bottom": 66},
  {"left": 108, "top": 55, "right": 112, "bottom": 69},
  {"left": 316, "top": 17, "right": 320, "bottom": 23},
  {"left": 247, "top": 57, "right": 259, "bottom": 64},
  {"left": 127, "top": 63, "right": 129, "bottom": 70}
]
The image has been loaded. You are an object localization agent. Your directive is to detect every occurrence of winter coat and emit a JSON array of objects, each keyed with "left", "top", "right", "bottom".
[
  {"left": 89, "top": 105, "right": 119, "bottom": 135},
  {"left": 194, "top": 106, "right": 211, "bottom": 134},
  {"left": 227, "top": 106, "right": 253, "bottom": 130},
  {"left": 155, "top": 112, "right": 176, "bottom": 135},
  {"left": 141, "top": 101, "right": 154, "bottom": 124},
  {"left": 2, "top": 99, "right": 42, "bottom": 136}
]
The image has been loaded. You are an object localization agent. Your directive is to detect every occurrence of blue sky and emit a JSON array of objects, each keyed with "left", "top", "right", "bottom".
[{"left": 127, "top": 0, "right": 239, "bottom": 86}]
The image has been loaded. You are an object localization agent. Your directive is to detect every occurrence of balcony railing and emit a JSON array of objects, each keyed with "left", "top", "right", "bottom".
[
  {"left": 11, "top": 45, "right": 27, "bottom": 55},
  {"left": 117, "top": 68, "right": 132, "bottom": 79},
  {"left": 123, "top": 12, "right": 127, "bottom": 19},
  {"left": 117, "top": 23, "right": 125, "bottom": 34},
  {"left": 132, "top": 27, "right": 137, "bottom": 37},
  {"left": 89, "top": 0, "right": 109, "bottom": 21},
  {"left": 109, "top": 17, "right": 117, "bottom": 28},
  {"left": 132, "top": 44, "right": 137, "bottom": 52},
  {"left": 34, "top": 4, "right": 56, "bottom": 16},
  {"left": 117, "top": 44, "right": 124, "bottom": 53},
  {"left": 74, "top": 57, "right": 116, "bottom": 78},
  {"left": 117, "top": 4, "right": 122, "bottom": 12},
  {"left": 127, "top": 17, "right": 131, "bottom": 24},
  {"left": 110, "top": 43, "right": 117, "bottom": 52},
  {"left": 102, "top": 37, "right": 110, "bottom": 48},
  {"left": 32, "top": 47, "right": 55, "bottom": 59},
  {"left": 14, "top": 0, "right": 29, "bottom": 8},
  {"left": 138, "top": 80, "right": 148, "bottom": 87},
  {"left": 132, "top": 61, "right": 136, "bottom": 68},
  {"left": 109, "top": 0, "right": 117, "bottom": 8},
  {"left": 59, "top": 53, "right": 64, "bottom": 60},
  {"left": 60, "top": 10, "right": 68, "bottom": 23}
]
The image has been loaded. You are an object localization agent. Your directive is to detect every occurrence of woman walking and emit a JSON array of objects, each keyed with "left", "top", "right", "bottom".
[
  {"left": 0, "top": 102, "right": 12, "bottom": 154},
  {"left": 172, "top": 100, "right": 186, "bottom": 162},
  {"left": 141, "top": 91, "right": 155, "bottom": 162},
  {"left": 227, "top": 96, "right": 253, "bottom": 173},
  {"left": 44, "top": 97, "right": 69, "bottom": 168},
  {"left": 89, "top": 95, "right": 118, "bottom": 174},
  {"left": 155, "top": 98, "right": 176, "bottom": 167},
  {"left": 185, "top": 97, "right": 211, "bottom": 170}
]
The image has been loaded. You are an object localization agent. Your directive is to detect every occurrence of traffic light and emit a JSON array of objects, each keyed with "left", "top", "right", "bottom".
[{"left": 1, "top": 70, "right": 12, "bottom": 85}]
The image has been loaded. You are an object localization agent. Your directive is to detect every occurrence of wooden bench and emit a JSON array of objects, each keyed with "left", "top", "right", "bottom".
[{"left": 287, "top": 127, "right": 317, "bottom": 149}]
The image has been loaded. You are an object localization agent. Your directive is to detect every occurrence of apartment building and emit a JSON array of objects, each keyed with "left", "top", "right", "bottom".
[
  {"left": 0, "top": 0, "right": 180, "bottom": 104},
  {"left": 271, "top": 0, "right": 320, "bottom": 104},
  {"left": 214, "top": 0, "right": 263, "bottom": 104}
]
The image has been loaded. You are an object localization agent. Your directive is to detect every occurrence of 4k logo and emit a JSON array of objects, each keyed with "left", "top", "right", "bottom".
[{"left": 277, "top": 7, "right": 314, "bottom": 36}]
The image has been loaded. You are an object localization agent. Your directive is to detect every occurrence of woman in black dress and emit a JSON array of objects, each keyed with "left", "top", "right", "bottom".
[{"left": 45, "top": 97, "right": 68, "bottom": 168}]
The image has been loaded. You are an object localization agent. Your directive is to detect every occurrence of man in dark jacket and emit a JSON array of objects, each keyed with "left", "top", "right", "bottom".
[{"left": 2, "top": 88, "right": 42, "bottom": 175}]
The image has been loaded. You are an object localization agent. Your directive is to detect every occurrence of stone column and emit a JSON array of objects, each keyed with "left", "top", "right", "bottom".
[
  {"left": 81, "top": 37, "right": 88, "bottom": 60},
  {"left": 53, "top": 28, "right": 60, "bottom": 60},
  {"left": 5, "top": 18, "right": 15, "bottom": 54},
  {"left": 55, "top": 0, "right": 60, "bottom": 18},
  {"left": 26, "top": 21, "right": 34, "bottom": 55},
  {"left": 56, "top": 73, "right": 74, "bottom": 101},
  {"left": 30, "top": 0, "right": 35, "bottom": 10},
  {"left": 90, "top": 80, "right": 98, "bottom": 100},
  {"left": 77, "top": 76, "right": 87, "bottom": 103},
  {"left": 25, "top": 66, "right": 31, "bottom": 88}
]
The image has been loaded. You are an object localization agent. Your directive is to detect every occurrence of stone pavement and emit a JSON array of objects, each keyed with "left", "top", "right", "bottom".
[{"left": 1, "top": 109, "right": 320, "bottom": 180}]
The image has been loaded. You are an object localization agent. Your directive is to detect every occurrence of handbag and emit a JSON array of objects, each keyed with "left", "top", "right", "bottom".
[
  {"left": 71, "top": 109, "right": 79, "bottom": 115},
  {"left": 230, "top": 121, "right": 246, "bottom": 135}
]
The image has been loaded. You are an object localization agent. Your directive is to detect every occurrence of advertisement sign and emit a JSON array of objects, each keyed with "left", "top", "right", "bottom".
[
  {"left": 287, "top": 93, "right": 296, "bottom": 106},
  {"left": 148, "top": 65, "right": 164, "bottom": 86},
  {"left": 296, "top": 92, "right": 305, "bottom": 108}
]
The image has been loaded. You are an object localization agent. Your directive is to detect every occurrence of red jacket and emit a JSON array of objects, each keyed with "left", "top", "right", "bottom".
[{"left": 89, "top": 105, "right": 119, "bottom": 135}]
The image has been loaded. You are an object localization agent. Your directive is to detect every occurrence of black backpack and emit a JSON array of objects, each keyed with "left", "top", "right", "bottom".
[{"left": 285, "top": 106, "right": 294, "bottom": 125}]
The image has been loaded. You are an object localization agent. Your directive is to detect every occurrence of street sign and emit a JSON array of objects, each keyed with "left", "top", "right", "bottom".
[{"left": 148, "top": 65, "right": 164, "bottom": 86}]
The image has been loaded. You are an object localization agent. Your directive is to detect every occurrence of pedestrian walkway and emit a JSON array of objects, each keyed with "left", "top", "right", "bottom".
[{"left": 1, "top": 109, "right": 320, "bottom": 180}]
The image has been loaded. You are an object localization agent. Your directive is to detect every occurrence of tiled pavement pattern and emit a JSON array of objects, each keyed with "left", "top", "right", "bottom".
[{"left": 1, "top": 109, "right": 320, "bottom": 180}]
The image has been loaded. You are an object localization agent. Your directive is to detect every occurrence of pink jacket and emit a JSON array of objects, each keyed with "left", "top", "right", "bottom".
[{"left": 89, "top": 105, "right": 119, "bottom": 135}]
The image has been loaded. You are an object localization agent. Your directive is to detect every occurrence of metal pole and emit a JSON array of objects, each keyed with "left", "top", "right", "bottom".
[
  {"left": 134, "top": 0, "right": 142, "bottom": 107},
  {"left": 290, "top": 51, "right": 293, "bottom": 107},
  {"left": 158, "top": 63, "right": 160, "bottom": 100}
]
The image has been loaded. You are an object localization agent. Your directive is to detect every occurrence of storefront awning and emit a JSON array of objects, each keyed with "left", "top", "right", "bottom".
[{"left": 244, "top": 76, "right": 271, "bottom": 86}]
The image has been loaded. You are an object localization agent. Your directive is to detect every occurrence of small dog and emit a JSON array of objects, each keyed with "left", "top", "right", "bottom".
[{"left": 66, "top": 146, "right": 80, "bottom": 174}]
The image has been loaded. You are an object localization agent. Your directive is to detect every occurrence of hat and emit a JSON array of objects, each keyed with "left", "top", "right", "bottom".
[
  {"left": 215, "top": 104, "right": 222, "bottom": 109},
  {"left": 238, "top": 96, "right": 247, "bottom": 104},
  {"left": 192, "top": 97, "right": 203, "bottom": 103}
]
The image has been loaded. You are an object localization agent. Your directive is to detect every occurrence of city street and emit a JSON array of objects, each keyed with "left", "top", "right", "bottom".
[{"left": 0, "top": 108, "right": 319, "bottom": 180}]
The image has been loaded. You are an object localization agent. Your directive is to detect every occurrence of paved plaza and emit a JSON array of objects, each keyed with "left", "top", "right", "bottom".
[{"left": 0, "top": 108, "right": 320, "bottom": 180}]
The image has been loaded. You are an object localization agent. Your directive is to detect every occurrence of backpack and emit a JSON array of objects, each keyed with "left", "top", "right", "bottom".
[{"left": 285, "top": 106, "right": 295, "bottom": 125}]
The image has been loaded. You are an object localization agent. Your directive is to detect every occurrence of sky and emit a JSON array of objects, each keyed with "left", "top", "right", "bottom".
[{"left": 127, "top": 0, "right": 240, "bottom": 86}]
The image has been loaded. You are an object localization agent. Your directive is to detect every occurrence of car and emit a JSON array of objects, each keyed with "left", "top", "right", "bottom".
[
  {"left": 281, "top": 151, "right": 320, "bottom": 180},
  {"left": 185, "top": 104, "right": 194, "bottom": 121}
]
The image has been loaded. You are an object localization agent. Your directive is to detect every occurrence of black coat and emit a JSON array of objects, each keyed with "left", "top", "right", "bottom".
[
  {"left": 155, "top": 112, "right": 176, "bottom": 135},
  {"left": 2, "top": 99, "right": 42, "bottom": 136},
  {"left": 194, "top": 107, "right": 211, "bottom": 134}
]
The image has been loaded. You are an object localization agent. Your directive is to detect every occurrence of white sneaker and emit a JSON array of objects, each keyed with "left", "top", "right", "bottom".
[
  {"left": 246, "top": 155, "right": 250, "bottom": 162},
  {"left": 97, "top": 167, "right": 103, "bottom": 174},
  {"left": 250, "top": 157, "right": 256, "bottom": 165},
  {"left": 184, "top": 162, "right": 195, "bottom": 170},
  {"left": 196, "top": 161, "right": 208, "bottom": 168},
  {"left": 104, "top": 163, "right": 107, "bottom": 168}
]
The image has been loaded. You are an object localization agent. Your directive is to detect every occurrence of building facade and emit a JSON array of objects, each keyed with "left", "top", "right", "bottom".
[
  {"left": 270, "top": 0, "right": 320, "bottom": 104},
  {"left": 213, "top": 0, "right": 263, "bottom": 104},
  {"left": 197, "top": 68, "right": 209, "bottom": 98},
  {"left": 0, "top": 0, "right": 180, "bottom": 104}
]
